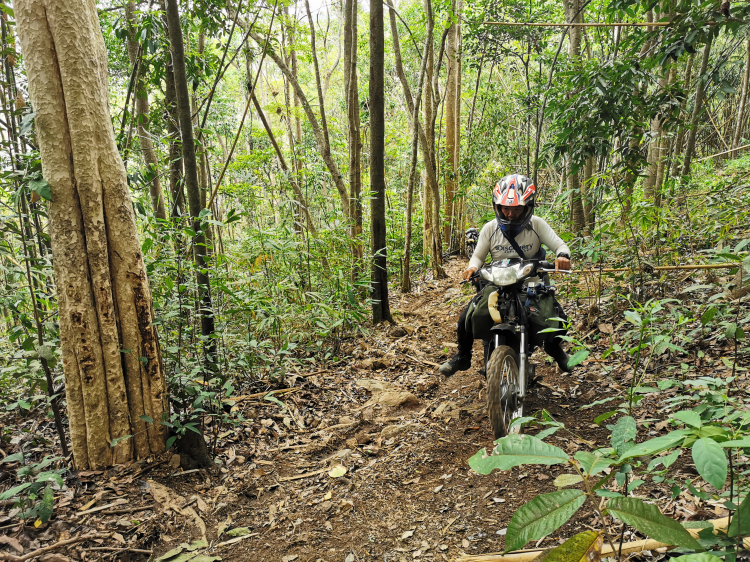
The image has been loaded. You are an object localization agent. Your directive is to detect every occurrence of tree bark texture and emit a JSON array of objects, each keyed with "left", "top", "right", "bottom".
[
  {"left": 422, "top": 0, "right": 444, "bottom": 277},
  {"left": 165, "top": 0, "right": 216, "bottom": 364},
  {"left": 344, "top": 0, "right": 363, "bottom": 261},
  {"left": 16, "top": 0, "right": 167, "bottom": 469},
  {"left": 564, "top": 0, "right": 585, "bottom": 234},
  {"left": 732, "top": 37, "right": 750, "bottom": 156},
  {"left": 125, "top": 2, "right": 167, "bottom": 220},
  {"left": 671, "top": 53, "right": 694, "bottom": 178},
  {"left": 369, "top": 0, "right": 392, "bottom": 323},
  {"left": 682, "top": 36, "right": 713, "bottom": 177},
  {"left": 443, "top": 0, "right": 460, "bottom": 252},
  {"left": 644, "top": 61, "right": 672, "bottom": 204}
]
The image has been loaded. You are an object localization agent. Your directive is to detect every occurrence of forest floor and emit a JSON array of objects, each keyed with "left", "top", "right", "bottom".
[{"left": 0, "top": 258, "right": 743, "bottom": 562}]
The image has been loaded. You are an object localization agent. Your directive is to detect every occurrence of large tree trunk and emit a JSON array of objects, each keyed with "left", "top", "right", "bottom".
[
  {"left": 369, "top": 0, "right": 392, "bottom": 324},
  {"left": 682, "top": 36, "right": 713, "bottom": 177},
  {"left": 125, "top": 2, "right": 167, "bottom": 220},
  {"left": 732, "top": 37, "right": 750, "bottom": 157},
  {"left": 16, "top": 0, "right": 167, "bottom": 469},
  {"left": 165, "top": 0, "right": 216, "bottom": 383}
]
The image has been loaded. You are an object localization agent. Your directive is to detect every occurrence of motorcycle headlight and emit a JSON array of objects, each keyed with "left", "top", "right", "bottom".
[{"left": 492, "top": 265, "right": 520, "bottom": 286}]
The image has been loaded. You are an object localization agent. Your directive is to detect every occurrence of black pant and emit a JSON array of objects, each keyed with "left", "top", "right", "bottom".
[{"left": 454, "top": 296, "right": 568, "bottom": 359}]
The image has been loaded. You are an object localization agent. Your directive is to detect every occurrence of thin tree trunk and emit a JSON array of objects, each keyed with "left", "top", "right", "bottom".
[
  {"left": 369, "top": 0, "right": 392, "bottom": 323},
  {"left": 732, "top": 37, "right": 750, "bottom": 156},
  {"left": 17, "top": 0, "right": 167, "bottom": 469},
  {"left": 443, "top": 0, "right": 458, "bottom": 251},
  {"left": 682, "top": 36, "right": 714, "bottom": 177},
  {"left": 422, "top": 0, "right": 444, "bottom": 277},
  {"left": 248, "top": 28, "right": 351, "bottom": 222},
  {"left": 393, "top": 0, "right": 433, "bottom": 292},
  {"left": 125, "top": 2, "right": 167, "bottom": 220},
  {"left": 165, "top": 0, "right": 216, "bottom": 394},
  {"left": 644, "top": 62, "right": 671, "bottom": 203},
  {"left": 565, "top": 0, "right": 585, "bottom": 233},
  {"left": 305, "top": 0, "right": 352, "bottom": 222},
  {"left": 344, "top": 0, "right": 363, "bottom": 264}
]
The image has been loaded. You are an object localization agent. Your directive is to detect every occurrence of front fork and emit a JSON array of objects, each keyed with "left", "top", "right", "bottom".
[
  {"left": 492, "top": 327, "right": 527, "bottom": 399},
  {"left": 518, "top": 326, "right": 527, "bottom": 400}
]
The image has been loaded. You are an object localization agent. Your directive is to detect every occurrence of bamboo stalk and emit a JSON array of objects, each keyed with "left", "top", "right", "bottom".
[
  {"left": 482, "top": 21, "right": 671, "bottom": 27},
  {"left": 455, "top": 517, "right": 750, "bottom": 562},
  {"left": 695, "top": 142, "right": 750, "bottom": 162},
  {"left": 577, "top": 263, "right": 740, "bottom": 274}
]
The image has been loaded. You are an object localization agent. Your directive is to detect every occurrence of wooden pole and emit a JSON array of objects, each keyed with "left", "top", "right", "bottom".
[
  {"left": 481, "top": 21, "right": 671, "bottom": 27},
  {"left": 576, "top": 263, "right": 740, "bottom": 274}
]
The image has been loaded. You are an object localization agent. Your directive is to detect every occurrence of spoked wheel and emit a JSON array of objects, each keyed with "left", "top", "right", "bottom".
[{"left": 486, "top": 345, "right": 524, "bottom": 439}]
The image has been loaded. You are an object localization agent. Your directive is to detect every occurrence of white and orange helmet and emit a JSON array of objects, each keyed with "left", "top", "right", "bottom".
[{"left": 492, "top": 174, "right": 536, "bottom": 231}]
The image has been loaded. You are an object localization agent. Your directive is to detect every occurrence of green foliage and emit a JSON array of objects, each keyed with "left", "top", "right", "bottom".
[
  {"left": 606, "top": 497, "right": 702, "bottom": 550},
  {"left": 505, "top": 490, "right": 586, "bottom": 552},
  {"left": 468, "top": 434, "right": 569, "bottom": 474},
  {"left": 0, "top": 450, "right": 65, "bottom": 525}
]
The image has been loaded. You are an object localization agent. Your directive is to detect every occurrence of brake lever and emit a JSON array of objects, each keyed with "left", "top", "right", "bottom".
[{"left": 539, "top": 269, "right": 571, "bottom": 274}]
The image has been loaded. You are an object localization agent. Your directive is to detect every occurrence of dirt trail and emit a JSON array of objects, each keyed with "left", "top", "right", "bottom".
[
  {"left": 142, "top": 258, "right": 614, "bottom": 562},
  {"left": 0, "top": 258, "right": 620, "bottom": 562}
]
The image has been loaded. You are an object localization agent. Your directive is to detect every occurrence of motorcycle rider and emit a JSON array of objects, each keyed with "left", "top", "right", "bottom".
[{"left": 438, "top": 173, "right": 573, "bottom": 376}]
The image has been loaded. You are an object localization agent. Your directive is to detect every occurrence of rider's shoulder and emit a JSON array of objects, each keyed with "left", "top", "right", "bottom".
[
  {"left": 531, "top": 215, "right": 550, "bottom": 228},
  {"left": 481, "top": 219, "right": 498, "bottom": 233}
]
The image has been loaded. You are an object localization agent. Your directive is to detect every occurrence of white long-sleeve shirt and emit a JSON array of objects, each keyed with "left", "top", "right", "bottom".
[{"left": 468, "top": 216, "right": 571, "bottom": 270}]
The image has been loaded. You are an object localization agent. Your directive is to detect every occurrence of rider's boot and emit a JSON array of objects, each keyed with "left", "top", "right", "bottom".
[
  {"left": 438, "top": 337, "right": 472, "bottom": 376},
  {"left": 544, "top": 340, "right": 572, "bottom": 373}
]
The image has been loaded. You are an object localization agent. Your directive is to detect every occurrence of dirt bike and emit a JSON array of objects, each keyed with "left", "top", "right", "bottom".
[
  {"left": 467, "top": 258, "right": 567, "bottom": 439},
  {"left": 465, "top": 228, "right": 479, "bottom": 258}
]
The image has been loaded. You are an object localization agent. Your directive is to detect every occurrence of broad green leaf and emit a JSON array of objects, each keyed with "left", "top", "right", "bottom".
[
  {"left": 691, "top": 438, "right": 727, "bottom": 490},
  {"left": 469, "top": 435, "right": 569, "bottom": 475},
  {"left": 39, "top": 485, "right": 54, "bottom": 524},
  {"left": 671, "top": 555, "right": 722, "bottom": 562},
  {"left": 0, "top": 481, "right": 33, "bottom": 500},
  {"left": 553, "top": 474, "right": 583, "bottom": 488},
  {"left": 505, "top": 490, "right": 586, "bottom": 552},
  {"left": 29, "top": 178, "right": 52, "bottom": 201},
  {"left": 567, "top": 349, "right": 589, "bottom": 368},
  {"left": 624, "top": 310, "right": 642, "bottom": 326},
  {"left": 619, "top": 430, "right": 690, "bottom": 461},
  {"left": 728, "top": 493, "right": 750, "bottom": 537},
  {"left": 720, "top": 438, "right": 750, "bottom": 448},
  {"left": 532, "top": 531, "right": 602, "bottom": 562},
  {"left": 611, "top": 416, "right": 637, "bottom": 455},
  {"left": 0, "top": 452, "right": 23, "bottom": 464},
  {"left": 700, "top": 307, "right": 718, "bottom": 326},
  {"left": 672, "top": 410, "right": 702, "bottom": 428},
  {"left": 594, "top": 411, "right": 617, "bottom": 426},
  {"left": 574, "top": 452, "right": 611, "bottom": 477},
  {"left": 35, "top": 471, "right": 63, "bottom": 487},
  {"left": 607, "top": 497, "right": 702, "bottom": 550}
]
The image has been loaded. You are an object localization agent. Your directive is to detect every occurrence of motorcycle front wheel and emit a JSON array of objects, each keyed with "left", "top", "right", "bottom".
[{"left": 486, "top": 345, "right": 523, "bottom": 439}]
